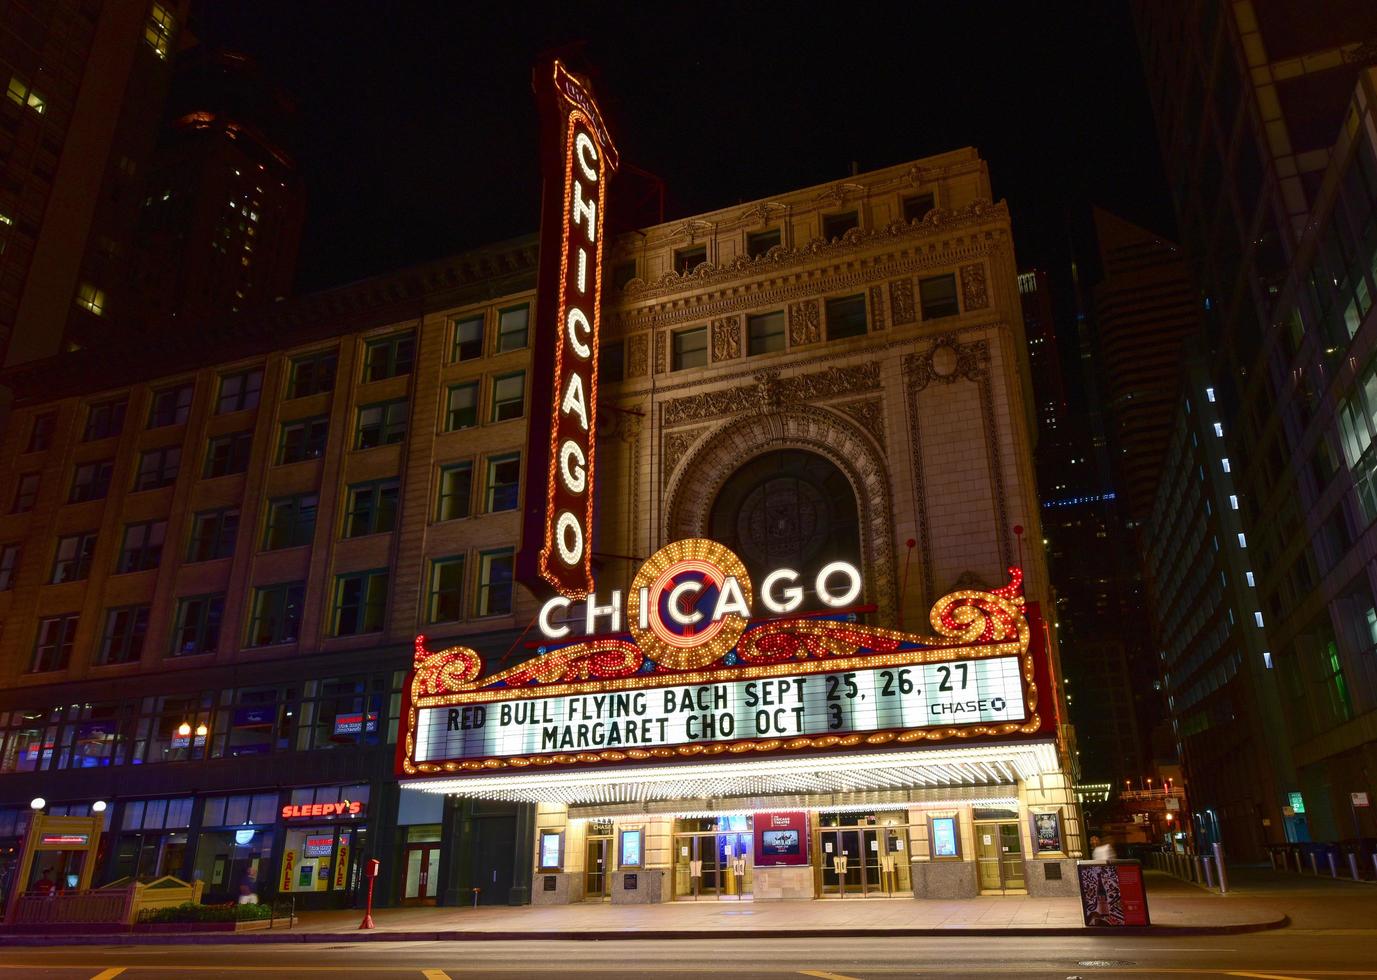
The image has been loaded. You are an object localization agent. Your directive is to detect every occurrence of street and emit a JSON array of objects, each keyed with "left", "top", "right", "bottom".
[
  {"left": 3, "top": 930, "right": 1377, "bottom": 979},
  {"left": 4, "top": 867, "right": 1376, "bottom": 980}
]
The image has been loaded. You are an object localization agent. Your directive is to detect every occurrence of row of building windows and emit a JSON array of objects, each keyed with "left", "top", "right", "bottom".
[
  {"left": 659, "top": 193, "right": 937, "bottom": 278},
  {"left": 0, "top": 674, "right": 397, "bottom": 774},
  {"left": 20, "top": 267, "right": 963, "bottom": 463},
  {"left": 664, "top": 276, "right": 959, "bottom": 371},
  {"left": 0, "top": 450, "right": 521, "bottom": 600},
  {"left": 10, "top": 376, "right": 529, "bottom": 514},
  {"left": 17, "top": 305, "right": 533, "bottom": 455},
  {"left": 26, "top": 545, "right": 513, "bottom": 673}
]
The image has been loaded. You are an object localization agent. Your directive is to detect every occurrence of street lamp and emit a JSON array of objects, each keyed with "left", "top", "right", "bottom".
[
  {"left": 92, "top": 801, "right": 107, "bottom": 814},
  {"left": 195, "top": 724, "right": 208, "bottom": 737},
  {"left": 177, "top": 722, "right": 192, "bottom": 737},
  {"left": 29, "top": 798, "right": 45, "bottom": 811}
]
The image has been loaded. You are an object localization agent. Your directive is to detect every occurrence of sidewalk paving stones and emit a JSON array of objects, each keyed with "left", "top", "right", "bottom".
[{"left": 0, "top": 871, "right": 1296, "bottom": 944}]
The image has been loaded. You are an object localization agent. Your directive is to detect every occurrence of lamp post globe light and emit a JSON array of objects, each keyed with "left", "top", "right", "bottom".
[
  {"left": 29, "top": 798, "right": 44, "bottom": 811},
  {"left": 92, "top": 801, "right": 107, "bottom": 813}
]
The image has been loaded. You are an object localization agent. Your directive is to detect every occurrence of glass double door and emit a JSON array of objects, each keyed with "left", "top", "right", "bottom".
[
  {"left": 975, "top": 821, "right": 1026, "bottom": 892},
  {"left": 402, "top": 844, "right": 440, "bottom": 904},
  {"left": 817, "top": 827, "right": 910, "bottom": 897},
  {"left": 673, "top": 832, "right": 752, "bottom": 899}
]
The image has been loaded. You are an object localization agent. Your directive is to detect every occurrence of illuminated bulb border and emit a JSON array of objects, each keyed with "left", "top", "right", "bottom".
[{"left": 399, "top": 742, "right": 1059, "bottom": 807}]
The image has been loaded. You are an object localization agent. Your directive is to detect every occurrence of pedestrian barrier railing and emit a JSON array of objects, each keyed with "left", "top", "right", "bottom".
[
  {"left": 10, "top": 888, "right": 133, "bottom": 925},
  {"left": 1145, "top": 842, "right": 1229, "bottom": 893},
  {"left": 1265, "top": 840, "right": 1377, "bottom": 882}
]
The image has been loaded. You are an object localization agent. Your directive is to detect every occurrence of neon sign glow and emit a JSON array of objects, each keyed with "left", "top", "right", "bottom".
[{"left": 522, "top": 60, "right": 619, "bottom": 599}]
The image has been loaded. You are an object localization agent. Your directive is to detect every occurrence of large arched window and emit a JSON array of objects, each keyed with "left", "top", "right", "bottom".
[{"left": 708, "top": 449, "right": 862, "bottom": 609}]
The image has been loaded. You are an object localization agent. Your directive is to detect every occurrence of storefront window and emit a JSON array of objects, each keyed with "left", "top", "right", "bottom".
[
  {"left": 0, "top": 708, "right": 60, "bottom": 772},
  {"left": 212, "top": 687, "right": 296, "bottom": 757},
  {"left": 194, "top": 792, "right": 278, "bottom": 901},
  {"left": 53, "top": 703, "right": 123, "bottom": 768},
  {"left": 279, "top": 784, "right": 370, "bottom": 899},
  {"left": 299, "top": 676, "right": 388, "bottom": 750},
  {"left": 0, "top": 806, "right": 34, "bottom": 903},
  {"left": 109, "top": 797, "right": 193, "bottom": 883},
  {"left": 134, "top": 694, "right": 214, "bottom": 763}
]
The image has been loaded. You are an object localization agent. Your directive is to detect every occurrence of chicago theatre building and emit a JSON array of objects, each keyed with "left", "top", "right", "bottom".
[{"left": 0, "top": 138, "right": 1079, "bottom": 906}]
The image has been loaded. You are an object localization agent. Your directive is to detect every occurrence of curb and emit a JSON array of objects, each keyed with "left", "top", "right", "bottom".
[{"left": 0, "top": 914, "right": 1289, "bottom": 945}]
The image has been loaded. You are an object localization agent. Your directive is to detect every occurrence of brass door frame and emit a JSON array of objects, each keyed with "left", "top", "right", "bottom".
[
  {"left": 815, "top": 825, "right": 908, "bottom": 898},
  {"left": 584, "top": 836, "right": 612, "bottom": 900},
  {"left": 673, "top": 831, "right": 751, "bottom": 900},
  {"left": 973, "top": 820, "right": 1026, "bottom": 893}
]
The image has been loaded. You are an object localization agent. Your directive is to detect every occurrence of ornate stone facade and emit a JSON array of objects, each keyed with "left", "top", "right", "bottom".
[
  {"left": 889, "top": 277, "right": 916, "bottom": 325},
  {"left": 661, "top": 361, "right": 880, "bottom": 427},
  {"left": 960, "top": 262, "right": 989, "bottom": 310},
  {"left": 788, "top": 299, "right": 820, "bottom": 347},
  {"left": 711, "top": 316, "right": 741, "bottom": 361},
  {"left": 836, "top": 397, "right": 886, "bottom": 448},
  {"left": 662, "top": 406, "right": 899, "bottom": 625},
  {"left": 868, "top": 284, "right": 886, "bottom": 331},
  {"left": 627, "top": 332, "right": 649, "bottom": 378},
  {"left": 598, "top": 148, "right": 1047, "bottom": 673}
]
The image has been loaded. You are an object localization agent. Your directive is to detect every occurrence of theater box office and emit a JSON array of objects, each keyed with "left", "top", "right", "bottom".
[{"left": 399, "top": 539, "right": 1084, "bottom": 902}]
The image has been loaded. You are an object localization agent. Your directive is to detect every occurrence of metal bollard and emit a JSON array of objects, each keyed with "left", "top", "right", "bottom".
[
  {"left": 1203, "top": 856, "right": 1216, "bottom": 890},
  {"left": 1295, "top": 850, "right": 1304, "bottom": 874},
  {"left": 1328, "top": 853, "right": 1339, "bottom": 879},
  {"left": 1309, "top": 852, "right": 1319, "bottom": 875},
  {"left": 1213, "top": 842, "right": 1228, "bottom": 894},
  {"left": 1349, "top": 853, "right": 1361, "bottom": 881},
  {"left": 1268, "top": 849, "right": 1277, "bottom": 871},
  {"left": 1195, "top": 854, "right": 1206, "bottom": 883}
]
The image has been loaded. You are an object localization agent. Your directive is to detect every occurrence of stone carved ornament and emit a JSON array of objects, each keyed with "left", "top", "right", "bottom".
[
  {"left": 960, "top": 262, "right": 990, "bottom": 310},
  {"left": 662, "top": 361, "right": 880, "bottom": 427},
  {"left": 627, "top": 333, "right": 649, "bottom": 378},
  {"left": 904, "top": 334, "right": 988, "bottom": 391},
  {"left": 788, "top": 299, "right": 821, "bottom": 347},
  {"left": 889, "top": 277, "right": 916, "bottom": 325},
  {"left": 711, "top": 316, "right": 742, "bottom": 361},
  {"left": 662, "top": 426, "right": 708, "bottom": 471},
  {"left": 836, "top": 398, "right": 885, "bottom": 448},
  {"left": 869, "top": 284, "right": 886, "bottom": 331}
]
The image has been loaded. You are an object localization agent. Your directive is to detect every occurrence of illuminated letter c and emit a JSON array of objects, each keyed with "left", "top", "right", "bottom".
[{"left": 575, "top": 131, "right": 598, "bottom": 183}]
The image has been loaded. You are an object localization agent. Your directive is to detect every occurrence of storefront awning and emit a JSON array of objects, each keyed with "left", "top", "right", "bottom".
[{"left": 399, "top": 740, "right": 1058, "bottom": 807}]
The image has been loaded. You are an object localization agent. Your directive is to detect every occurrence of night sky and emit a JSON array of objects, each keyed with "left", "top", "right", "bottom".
[{"left": 191, "top": 1, "right": 1174, "bottom": 295}]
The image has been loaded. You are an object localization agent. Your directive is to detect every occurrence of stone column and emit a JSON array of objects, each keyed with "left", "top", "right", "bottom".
[
  {"left": 508, "top": 802, "right": 536, "bottom": 905},
  {"left": 437, "top": 795, "right": 471, "bottom": 907}
]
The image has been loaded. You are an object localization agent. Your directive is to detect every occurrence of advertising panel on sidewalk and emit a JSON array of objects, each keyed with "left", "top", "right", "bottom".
[
  {"left": 1077, "top": 860, "right": 1150, "bottom": 927},
  {"left": 754, "top": 811, "right": 809, "bottom": 866}
]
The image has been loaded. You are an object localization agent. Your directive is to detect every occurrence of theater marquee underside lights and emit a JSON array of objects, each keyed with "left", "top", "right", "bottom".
[{"left": 397, "top": 742, "right": 1059, "bottom": 808}]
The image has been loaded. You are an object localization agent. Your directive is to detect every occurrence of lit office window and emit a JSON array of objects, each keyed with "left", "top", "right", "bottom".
[
  {"left": 6, "top": 75, "right": 45, "bottom": 113},
  {"left": 75, "top": 283, "right": 106, "bottom": 316},
  {"left": 144, "top": 3, "right": 176, "bottom": 58}
]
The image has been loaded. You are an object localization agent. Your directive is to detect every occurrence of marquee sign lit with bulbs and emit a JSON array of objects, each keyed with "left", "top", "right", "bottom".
[
  {"left": 398, "top": 539, "right": 1054, "bottom": 778},
  {"left": 519, "top": 59, "right": 619, "bottom": 599}
]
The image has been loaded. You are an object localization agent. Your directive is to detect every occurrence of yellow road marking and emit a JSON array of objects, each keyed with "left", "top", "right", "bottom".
[
  {"left": 800, "top": 972, "right": 865, "bottom": 980},
  {"left": 423, "top": 971, "right": 452, "bottom": 980},
  {"left": 90, "top": 971, "right": 125, "bottom": 980},
  {"left": 1229, "top": 974, "right": 1315, "bottom": 980}
]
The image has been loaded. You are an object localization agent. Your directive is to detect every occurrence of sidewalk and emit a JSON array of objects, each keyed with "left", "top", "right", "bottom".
[{"left": 0, "top": 871, "right": 1289, "bottom": 944}]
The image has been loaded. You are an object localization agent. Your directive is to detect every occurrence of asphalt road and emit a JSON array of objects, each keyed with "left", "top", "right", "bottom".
[{"left": 4, "top": 931, "right": 1377, "bottom": 980}]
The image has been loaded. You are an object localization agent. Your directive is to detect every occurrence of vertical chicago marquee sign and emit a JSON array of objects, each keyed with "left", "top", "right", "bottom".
[{"left": 520, "top": 60, "right": 619, "bottom": 599}]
